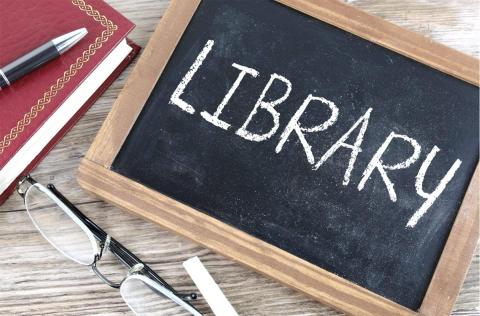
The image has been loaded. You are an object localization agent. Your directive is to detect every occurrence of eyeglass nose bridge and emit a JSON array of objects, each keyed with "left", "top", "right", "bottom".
[
  {"left": 91, "top": 235, "right": 126, "bottom": 289},
  {"left": 92, "top": 261, "right": 122, "bottom": 289},
  {"left": 90, "top": 236, "right": 148, "bottom": 289}
]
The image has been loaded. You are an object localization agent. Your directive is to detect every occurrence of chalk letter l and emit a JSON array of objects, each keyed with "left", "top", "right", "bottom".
[{"left": 169, "top": 40, "right": 215, "bottom": 114}]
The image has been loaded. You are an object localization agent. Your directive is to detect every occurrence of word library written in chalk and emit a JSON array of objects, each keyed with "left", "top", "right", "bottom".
[{"left": 168, "top": 40, "right": 462, "bottom": 229}]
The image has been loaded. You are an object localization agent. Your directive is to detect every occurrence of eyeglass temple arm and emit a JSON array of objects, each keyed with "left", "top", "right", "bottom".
[{"left": 47, "top": 184, "right": 194, "bottom": 299}]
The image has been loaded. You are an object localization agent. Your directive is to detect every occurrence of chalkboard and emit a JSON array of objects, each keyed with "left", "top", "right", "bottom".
[{"left": 79, "top": 0, "right": 479, "bottom": 315}]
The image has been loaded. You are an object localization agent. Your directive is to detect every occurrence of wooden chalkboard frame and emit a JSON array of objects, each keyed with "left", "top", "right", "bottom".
[{"left": 78, "top": 0, "right": 479, "bottom": 315}]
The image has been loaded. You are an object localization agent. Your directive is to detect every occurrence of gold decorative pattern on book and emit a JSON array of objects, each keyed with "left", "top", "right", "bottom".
[{"left": 0, "top": 0, "right": 118, "bottom": 155}]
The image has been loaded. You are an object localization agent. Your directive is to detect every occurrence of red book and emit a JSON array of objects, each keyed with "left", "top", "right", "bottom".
[{"left": 0, "top": 0, "right": 139, "bottom": 204}]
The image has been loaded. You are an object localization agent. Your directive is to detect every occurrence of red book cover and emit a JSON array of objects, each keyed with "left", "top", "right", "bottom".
[{"left": 0, "top": 0, "right": 139, "bottom": 204}]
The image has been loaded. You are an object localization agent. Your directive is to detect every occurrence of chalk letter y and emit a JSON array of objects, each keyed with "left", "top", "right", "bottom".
[{"left": 406, "top": 146, "right": 462, "bottom": 228}]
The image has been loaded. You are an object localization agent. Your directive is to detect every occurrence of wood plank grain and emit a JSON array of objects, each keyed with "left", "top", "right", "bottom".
[{"left": 0, "top": 1, "right": 478, "bottom": 315}]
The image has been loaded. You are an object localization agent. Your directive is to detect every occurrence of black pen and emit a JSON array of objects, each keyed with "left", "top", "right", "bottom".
[{"left": 0, "top": 28, "right": 88, "bottom": 90}]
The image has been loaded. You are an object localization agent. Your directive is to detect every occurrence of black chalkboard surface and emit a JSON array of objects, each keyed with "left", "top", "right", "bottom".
[{"left": 111, "top": 0, "right": 478, "bottom": 311}]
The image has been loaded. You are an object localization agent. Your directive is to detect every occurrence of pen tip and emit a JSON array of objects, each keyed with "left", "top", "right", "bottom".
[
  {"left": 72, "top": 28, "right": 88, "bottom": 39},
  {"left": 79, "top": 27, "right": 88, "bottom": 36},
  {"left": 53, "top": 28, "right": 89, "bottom": 55}
]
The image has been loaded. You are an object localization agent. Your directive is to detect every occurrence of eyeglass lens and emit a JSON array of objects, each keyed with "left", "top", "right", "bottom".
[
  {"left": 24, "top": 183, "right": 97, "bottom": 265},
  {"left": 121, "top": 276, "right": 194, "bottom": 316}
]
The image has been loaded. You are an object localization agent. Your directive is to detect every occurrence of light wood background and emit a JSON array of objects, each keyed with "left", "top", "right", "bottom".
[{"left": 0, "top": 1, "right": 478, "bottom": 315}]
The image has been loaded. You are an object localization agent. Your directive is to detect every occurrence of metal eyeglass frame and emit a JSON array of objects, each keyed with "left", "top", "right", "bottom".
[{"left": 17, "top": 175, "right": 202, "bottom": 316}]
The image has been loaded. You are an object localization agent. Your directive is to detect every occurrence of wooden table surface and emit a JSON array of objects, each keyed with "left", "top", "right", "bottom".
[{"left": 1, "top": 1, "right": 478, "bottom": 315}]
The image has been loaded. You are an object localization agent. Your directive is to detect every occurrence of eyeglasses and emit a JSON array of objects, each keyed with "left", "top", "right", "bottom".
[{"left": 16, "top": 175, "right": 203, "bottom": 316}]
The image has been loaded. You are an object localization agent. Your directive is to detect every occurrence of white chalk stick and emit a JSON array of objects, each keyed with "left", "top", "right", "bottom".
[{"left": 183, "top": 257, "right": 239, "bottom": 316}]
